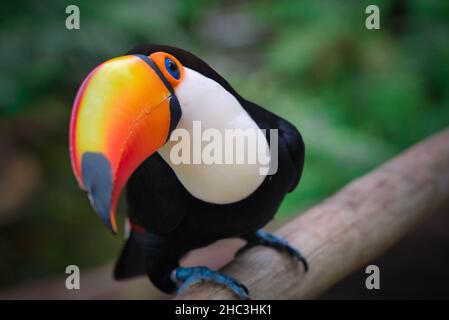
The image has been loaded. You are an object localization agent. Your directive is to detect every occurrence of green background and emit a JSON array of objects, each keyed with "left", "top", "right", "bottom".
[{"left": 0, "top": 0, "right": 448, "bottom": 293}]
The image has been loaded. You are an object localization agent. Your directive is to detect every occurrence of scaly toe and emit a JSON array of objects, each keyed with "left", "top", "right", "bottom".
[{"left": 174, "top": 266, "right": 250, "bottom": 300}]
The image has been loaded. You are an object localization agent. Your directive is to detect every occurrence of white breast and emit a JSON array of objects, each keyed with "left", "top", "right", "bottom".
[{"left": 157, "top": 67, "right": 269, "bottom": 204}]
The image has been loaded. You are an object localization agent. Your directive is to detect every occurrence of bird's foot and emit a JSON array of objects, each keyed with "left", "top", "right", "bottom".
[
  {"left": 172, "top": 266, "right": 250, "bottom": 300},
  {"left": 237, "top": 230, "right": 309, "bottom": 272}
]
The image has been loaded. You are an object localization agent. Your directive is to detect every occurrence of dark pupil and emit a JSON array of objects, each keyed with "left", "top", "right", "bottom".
[{"left": 168, "top": 61, "right": 178, "bottom": 73}]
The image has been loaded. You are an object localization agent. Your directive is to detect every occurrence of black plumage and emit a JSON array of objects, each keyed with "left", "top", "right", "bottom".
[{"left": 113, "top": 45, "right": 305, "bottom": 293}]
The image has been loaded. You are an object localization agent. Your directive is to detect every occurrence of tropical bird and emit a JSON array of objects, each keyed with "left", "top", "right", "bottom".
[{"left": 69, "top": 45, "right": 307, "bottom": 299}]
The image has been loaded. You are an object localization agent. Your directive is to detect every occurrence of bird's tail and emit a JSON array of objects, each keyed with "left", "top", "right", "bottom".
[{"left": 113, "top": 219, "right": 146, "bottom": 279}]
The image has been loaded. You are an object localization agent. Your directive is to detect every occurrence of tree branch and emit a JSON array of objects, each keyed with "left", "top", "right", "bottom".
[{"left": 178, "top": 128, "right": 449, "bottom": 299}]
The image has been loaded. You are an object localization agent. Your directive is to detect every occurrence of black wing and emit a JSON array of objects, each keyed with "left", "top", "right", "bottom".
[{"left": 240, "top": 99, "right": 305, "bottom": 192}]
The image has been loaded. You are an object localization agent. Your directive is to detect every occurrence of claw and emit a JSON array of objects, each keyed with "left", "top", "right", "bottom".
[
  {"left": 238, "top": 230, "right": 309, "bottom": 272},
  {"left": 286, "top": 244, "right": 309, "bottom": 272},
  {"left": 173, "top": 266, "right": 250, "bottom": 300}
]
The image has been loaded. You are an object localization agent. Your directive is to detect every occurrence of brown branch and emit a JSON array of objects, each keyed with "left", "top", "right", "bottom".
[{"left": 178, "top": 128, "right": 449, "bottom": 300}]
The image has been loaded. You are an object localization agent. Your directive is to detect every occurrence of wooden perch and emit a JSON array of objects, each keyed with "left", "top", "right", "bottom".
[{"left": 178, "top": 128, "right": 449, "bottom": 300}]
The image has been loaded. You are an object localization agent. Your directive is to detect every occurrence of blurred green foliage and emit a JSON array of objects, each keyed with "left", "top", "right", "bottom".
[{"left": 0, "top": 0, "right": 448, "bottom": 288}]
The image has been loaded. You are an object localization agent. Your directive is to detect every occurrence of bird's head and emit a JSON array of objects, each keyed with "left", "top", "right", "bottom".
[{"left": 69, "top": 45, "right": 224, "bottom": 233}]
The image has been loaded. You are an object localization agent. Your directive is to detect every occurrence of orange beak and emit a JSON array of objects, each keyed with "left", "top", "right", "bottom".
[{"left": 69, "top": 54, "right": 181, "bottom": 232}]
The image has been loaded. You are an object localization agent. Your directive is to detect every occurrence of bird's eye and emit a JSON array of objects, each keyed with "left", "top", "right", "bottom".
[{"left": 165, "top": 58, "right": 180, "bottom": 80}]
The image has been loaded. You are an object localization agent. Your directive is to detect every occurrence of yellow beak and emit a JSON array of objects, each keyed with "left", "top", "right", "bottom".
[{"left": 69, "top": 54, "right": 181, "bottom": 232}]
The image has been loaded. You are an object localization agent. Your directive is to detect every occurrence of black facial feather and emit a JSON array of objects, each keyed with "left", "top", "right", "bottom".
[{"left": 126, "top": 44, "right": 240, "bottom": 100}]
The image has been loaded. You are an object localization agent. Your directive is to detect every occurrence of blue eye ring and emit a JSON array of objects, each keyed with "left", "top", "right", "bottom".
[{"left": 165, "top": 58, "right": 180, "bottom": 80}]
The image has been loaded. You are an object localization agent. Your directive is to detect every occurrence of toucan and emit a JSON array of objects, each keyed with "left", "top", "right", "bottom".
[{"left": 69, "top": 45, "right": 307, "bottom": 299}]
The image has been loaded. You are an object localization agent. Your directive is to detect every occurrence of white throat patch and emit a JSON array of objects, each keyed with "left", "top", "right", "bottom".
[{"left": 157, "top": 67, "right": 269, "bottom": 204}]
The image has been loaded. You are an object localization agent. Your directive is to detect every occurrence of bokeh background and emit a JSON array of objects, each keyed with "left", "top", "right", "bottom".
[{"left": 1, "top": 0, "right": 449, "bottom": 299}]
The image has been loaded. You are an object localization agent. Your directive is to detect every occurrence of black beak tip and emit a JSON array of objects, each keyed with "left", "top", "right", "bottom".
[{"left": 81, "top": 152, "right": 114, "bottom": 232}]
